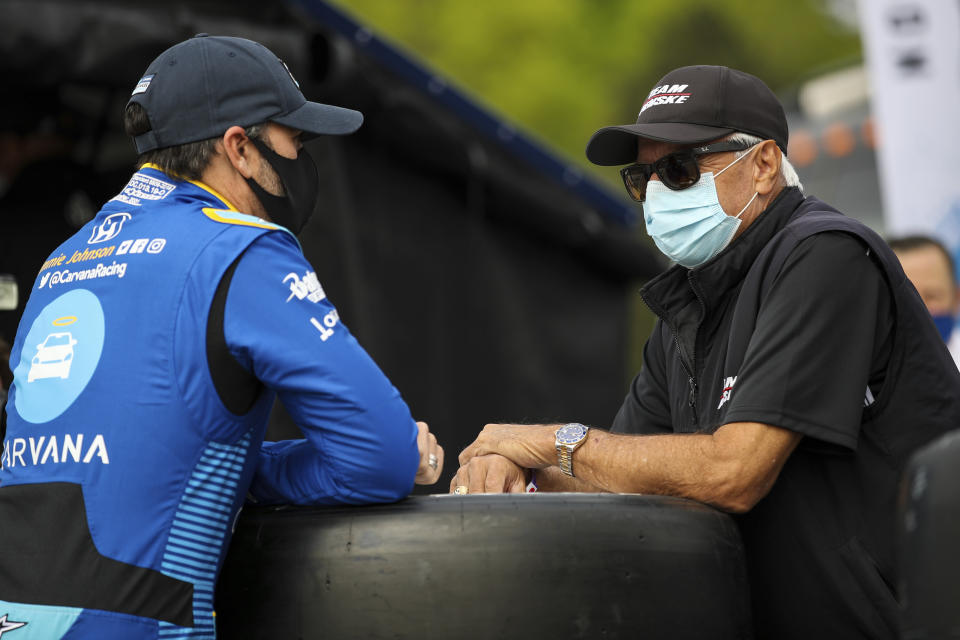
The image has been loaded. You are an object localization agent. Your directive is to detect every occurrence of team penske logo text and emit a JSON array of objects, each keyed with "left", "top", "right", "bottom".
[
  {"left": 2, "top": 433, "right": 110, "bottom": 469},
  {"left": 640, "top": 83, "right": 691, "bottom": 114}
]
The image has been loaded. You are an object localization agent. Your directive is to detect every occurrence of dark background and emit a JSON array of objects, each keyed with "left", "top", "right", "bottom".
[{"left": 0, "top": 0, "right": 662, "bottom": 491}]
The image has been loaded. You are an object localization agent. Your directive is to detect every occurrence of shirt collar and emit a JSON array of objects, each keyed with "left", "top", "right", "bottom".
[{"left": 137, "top": 163, "right": 240, "bottom": 212}]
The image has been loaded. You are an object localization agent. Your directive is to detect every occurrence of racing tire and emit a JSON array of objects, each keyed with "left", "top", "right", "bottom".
[
  {"left": 216, "top": 493, "right": 752, "bottom": 639},
  {"left": 899, "top": 429, "right": 960, "bottom": 638}
]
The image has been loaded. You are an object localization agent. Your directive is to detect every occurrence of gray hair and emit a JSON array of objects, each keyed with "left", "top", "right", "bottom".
[{"left": 725, "top": 132, "right": 802, "bottom": 191}]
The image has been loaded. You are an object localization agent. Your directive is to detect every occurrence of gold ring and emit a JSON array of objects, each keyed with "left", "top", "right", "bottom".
[{"left": 454, "top": 485, "right": 469, "bottom": 495}]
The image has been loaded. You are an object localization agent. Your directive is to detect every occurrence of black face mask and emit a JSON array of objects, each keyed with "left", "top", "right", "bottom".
[{"left": 245, "top": 137, "right": 319, "bottom": 235}]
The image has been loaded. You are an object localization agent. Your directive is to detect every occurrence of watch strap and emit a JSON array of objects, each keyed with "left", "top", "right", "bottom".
[{"left": 557, "top": 443, "right": 575, "bottom": 476}]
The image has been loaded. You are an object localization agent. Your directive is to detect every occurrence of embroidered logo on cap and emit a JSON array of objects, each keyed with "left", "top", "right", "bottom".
[
  {"left": 281, "top": 60, "right": 300, "bottom": 89},
  {"left": 640, "top": 83, "right": 691, "bottom": 114},
  {"left": 131, "top": 74, "right": 154, "bottom": 96}
]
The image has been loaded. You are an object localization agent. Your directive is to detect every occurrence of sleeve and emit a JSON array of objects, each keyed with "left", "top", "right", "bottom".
[
  {"left": 611, "top": 320, "right": 675, "bottom": 435},
  {"left": 224, "top": 231, "right": 419, "bottom": 505},
  {"left": 722, "top": 231, "right": 889, "bottom": 450}
]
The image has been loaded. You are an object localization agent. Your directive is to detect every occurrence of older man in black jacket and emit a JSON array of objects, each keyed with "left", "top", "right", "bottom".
[{"left": 453, "top": 65, "right": 960, "bottom": 639}]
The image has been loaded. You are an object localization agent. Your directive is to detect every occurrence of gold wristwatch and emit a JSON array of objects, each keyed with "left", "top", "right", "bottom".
[{"left": 555, "top": 423, "right": 589, "bottom": 477}]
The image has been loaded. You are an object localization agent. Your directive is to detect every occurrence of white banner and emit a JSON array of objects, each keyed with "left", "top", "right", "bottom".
[{"left": 859, "top": 0, "right": 960, "bottom": 243}]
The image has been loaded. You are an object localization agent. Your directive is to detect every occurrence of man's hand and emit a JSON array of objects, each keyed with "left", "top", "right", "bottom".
[
  {"left": 414, "top": 421, "right": 444, "bottom": 485},
  {"left": 450, "top": 454, "right": 528, "bottom": 494},
  {"left": 458, "top": 423, "right": 557, "bottom": 470}
]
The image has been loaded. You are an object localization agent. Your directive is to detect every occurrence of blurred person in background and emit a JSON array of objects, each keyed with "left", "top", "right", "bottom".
[
  {"left": 0, "top": 34, "right": 442, "bottom": 640},
  {"left": 453, "top": 65, "right": 960, "bottom": 639},
  {"left": 889, "top": 234, "right": 960, "bottom": 367}
]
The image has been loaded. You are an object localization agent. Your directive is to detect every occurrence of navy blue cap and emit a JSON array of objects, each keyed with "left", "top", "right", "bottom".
[
  {"left": 586, "top": 65, "right": 788, "bottom": 166},
  {"left": 127, "top": 34, "right": 363, "bottom": 153}
]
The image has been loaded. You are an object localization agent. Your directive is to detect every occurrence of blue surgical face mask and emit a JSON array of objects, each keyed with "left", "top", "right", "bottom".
[
  {"left": 932, "top": 313, "right": 955, "bottom": 342},
  {"left": 644, "top": 149, "right": 758, "bottom": 268}
]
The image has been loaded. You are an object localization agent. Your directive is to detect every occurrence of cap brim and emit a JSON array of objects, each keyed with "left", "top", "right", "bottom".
[
  {"left": 585, "top": 122, "right": 735, "bottom": 166},
  {"left": 272, "top": 100, "right": 363, "bottom": 137}
]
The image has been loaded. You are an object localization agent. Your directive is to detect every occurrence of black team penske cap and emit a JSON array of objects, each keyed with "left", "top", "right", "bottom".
[
  {"left": 126, "top": 34, "right": 363, "bottom": 153},
  {"left": 586, "top": 65, "right": 788, "bottom": 166}
]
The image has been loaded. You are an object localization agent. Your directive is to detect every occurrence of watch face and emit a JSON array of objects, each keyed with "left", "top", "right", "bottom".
[{"left": 556, "top": 424, "right": 587, "bottom": 445}]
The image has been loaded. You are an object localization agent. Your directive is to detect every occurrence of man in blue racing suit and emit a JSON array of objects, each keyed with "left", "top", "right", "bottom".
[{"left": 0, "top": 34, "right": 443, "bottom": 639}]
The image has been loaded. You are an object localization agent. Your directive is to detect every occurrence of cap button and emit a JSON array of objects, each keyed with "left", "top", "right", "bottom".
[{"left": 194, "top": 33, "right": 209, "bottom": 38}]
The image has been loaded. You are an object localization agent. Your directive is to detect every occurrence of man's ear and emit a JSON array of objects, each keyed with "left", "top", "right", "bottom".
[
  {"left": 220, "top": 126, "right": 256, "bottom": 179},
  {"left": 752, "top": 139, "right": 782, "bottom": 196}
]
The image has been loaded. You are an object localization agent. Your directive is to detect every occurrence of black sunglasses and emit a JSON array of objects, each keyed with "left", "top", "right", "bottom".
[{"left": 620, "top": 140, "right": 754, "bottom": 202}]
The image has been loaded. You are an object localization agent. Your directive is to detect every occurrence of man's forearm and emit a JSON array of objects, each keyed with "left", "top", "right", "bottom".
[
  {"left": 534, "top": 465, "right": 603, "bottom": 492},
  {"left": 461, "top": 421, "right": 800, "bottom": 511},
  {"left": 565, "top": 425, "right": 800, "bottom": 512},
  {"left": 570, "top": 430, "right": 723, "bottom": 498},
  {"left": 464, "top": 423, "right": 728, "bottom": 498},
  {"left": 527, "top": 430, "right": 717, "bottom": 497}
]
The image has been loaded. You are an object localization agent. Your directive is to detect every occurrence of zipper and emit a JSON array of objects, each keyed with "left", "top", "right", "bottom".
[
  {"left": 641, "top": 287, "right": 699, "bottom": 426},
  {"left": 684, "top": 269, "right": 711, "bottom": 427},
  {"left": 687, "top": 376, "right": 698, "bottom": 424},
  {"left": 673, "top": 331, "right": 698, "bottom": 427}
]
